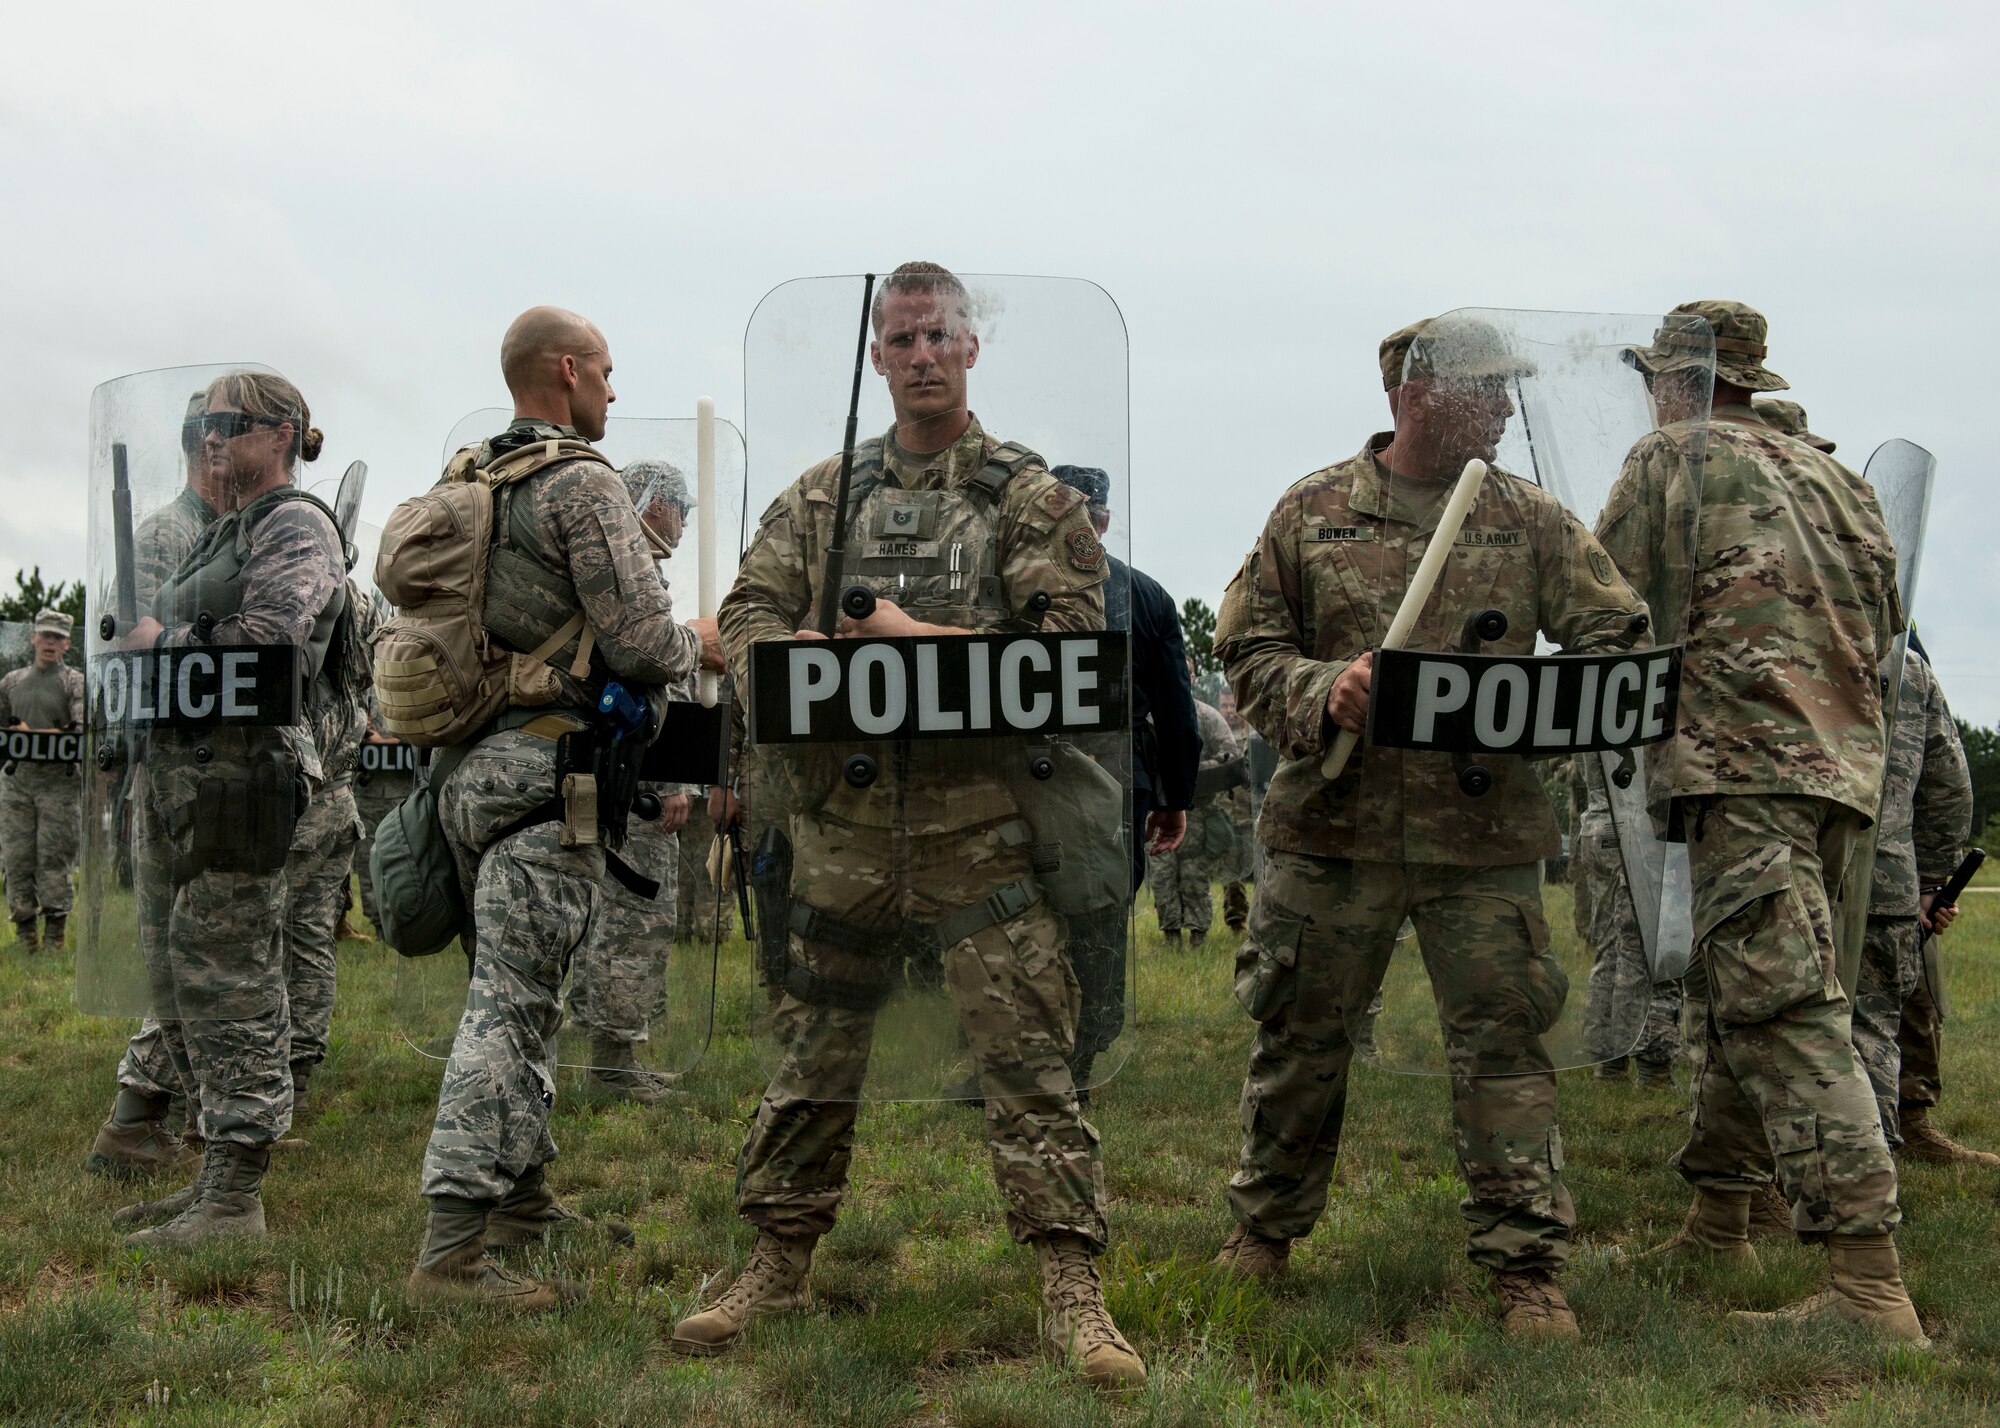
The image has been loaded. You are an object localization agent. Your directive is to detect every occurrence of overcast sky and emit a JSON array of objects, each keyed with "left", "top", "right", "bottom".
[{"left": 7, "top": 2, "right": 1996, "bottom": 718}]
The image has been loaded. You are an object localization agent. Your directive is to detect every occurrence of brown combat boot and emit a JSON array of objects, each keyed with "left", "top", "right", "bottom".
[
  {"left": 585, "top": 1038, "right": 680, "bottom": 1106},
  {"left": 124, "top": 1143, "right": 268, "bottom": 1251},
  {"left": 1749, "top": 1182, "right": 1793, "bottom": 1240},
  {"left": 1729, "top": 1234, "right": 1929, "bottom": 1347},
  {"left": 1211, "top": 1224, "right": 1292, "bottom": 1279},
  {"left": 1899, "top": 1107, "right": 2000, "bottom": 1167},
  {"left": 335, "top": 911, "right": 371, "bottom": 943},
  {"left": 86, "top": 1088, "right": 186, "bottom": 1181},
  {"left": 485, "top": 1167, "right": 634, "bottom": 1249},
  {"left": 12, "top": 918, "right": 37, "bottom": 951},
  {"left": 670, "top": 1230, "right": 817, "bottom": 1355},
  {"left": 1645, "top": 1189, "right": 1759, "bottom": 1267},
  {"left": 1036, "top": 1236, "right": 1147, "bottom": 1389},
  {"left": 1492, "top": 1269, "right": 1579, "bottom": 1339},
  {"left": 41, "top": 914, "right": 66, "bottom": 947},
  {"left": 405, "top": 1199, "right": 578, "bottom": 1311}
]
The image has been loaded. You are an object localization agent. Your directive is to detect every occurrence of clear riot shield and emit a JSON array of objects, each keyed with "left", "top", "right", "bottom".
[
  {"left": 77, "top": 363, "right": 310, "bottom": 1018},
  {"left": 391, "top": 410, "right": 746, "bottom": 1078},
  {"left": 740, "top": 271, "right": 1132, "bottom": 1102},
  {"left": 1351, "top": 309, "right": 1712, "bottom": 1075},
  {"left": 1829, "top": 440, "right": 1936, "bottom": 992}
]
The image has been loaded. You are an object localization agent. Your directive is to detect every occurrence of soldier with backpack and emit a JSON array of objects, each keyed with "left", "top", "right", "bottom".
[{"left": 372, "top": 306, "right": 722, "bottom": 1310}]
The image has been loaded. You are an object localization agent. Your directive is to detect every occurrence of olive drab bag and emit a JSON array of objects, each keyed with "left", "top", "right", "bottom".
[{"left": 370, "top": 438, "right": 609, "bottom": 746}]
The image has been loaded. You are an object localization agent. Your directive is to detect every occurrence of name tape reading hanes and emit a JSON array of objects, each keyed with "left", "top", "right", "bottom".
[
  {"left": 3, "top": 730, "right": 81, "bottom": 764},
  {"left": 1368, "top": 646, "right": 1683, "bottom": 755},
  {"left": 751, "top": 632, "right": 1129, "bottom": 744},
  {"left": 90, "top": 647, "right": 302, "bottom": 729}
]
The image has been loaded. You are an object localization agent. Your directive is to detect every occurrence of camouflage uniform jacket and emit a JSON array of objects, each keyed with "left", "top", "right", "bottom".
[
  {"left": 1216, "top": 432, "right": 1646, "bottom": 864},
  {"left": 720, "top": 416, "right": 1106, "bottom": 838},
  {"left": 0, "top": 662, "right": 84, "bottom": 730},
  {"left": 1869, "top": 647, "right": 1971, "bottom": 918},
  {"left": 1596, "top": 404, "right": 1901, "bottom": 818}
]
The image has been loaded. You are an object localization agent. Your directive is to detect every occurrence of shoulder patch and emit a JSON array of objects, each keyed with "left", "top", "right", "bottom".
[
  {"left": 1589, "top": 545, "right": 1615, "bottom": 585},
  {"left": 1038, "top": 483, "right": 1085, "bottom": 519},
  {"left": 1064, "top": 527, "right": 1105, "bottom": 573}
]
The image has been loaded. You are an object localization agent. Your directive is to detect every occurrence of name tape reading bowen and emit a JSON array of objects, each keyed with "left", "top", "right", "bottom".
[
  {"left": 90, "top": 646, "right": 302, "bottom": 729},
  {"left": 2, "top": 731, "right": 82, "bottom": 764},
  {"left": 1368, "top": 646, "right": 1682, "bottom": 755},
  {"left": 751, "top": 632, "right": 1129, "bottom": 745}
]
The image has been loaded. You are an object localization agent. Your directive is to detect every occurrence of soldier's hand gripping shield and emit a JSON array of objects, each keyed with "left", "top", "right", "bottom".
[
  {"left": 1343, "top": 310, "right": 1711, "bottom": 1075},
  {"left": 76, "top": 364, "right": 311, "bottom": 1018},
  {"left": 737, "top": 271, "right": 1132, "bottom": 1102},
  {"left": 1829, "top": 438, "right": 1935, "bottom": 992},
  {"left": 390, "top": 410, "right": 745, "bottom": 1079}
]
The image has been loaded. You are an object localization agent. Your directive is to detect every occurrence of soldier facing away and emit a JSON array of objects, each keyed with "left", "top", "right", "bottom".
[
  {"left": 672, "top": 263, "right": 1146, "bottom": 1389},
  {"left": 1147, "top": 688, "right": 1239, "bottom": 947},
  {"left": 0, "top": 609, "right": 85, "bottom": 948},
  {"left": 1600, "top": 301, "right": 1926, "bottom": 1344},
  {"left": 1209, "top": 315, "right": 1653, "bottom": 1338}
]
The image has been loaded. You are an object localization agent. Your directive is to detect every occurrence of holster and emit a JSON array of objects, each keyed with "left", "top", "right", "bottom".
[{"left": 168, "top": 749, "right": 301, "bottom": 883}]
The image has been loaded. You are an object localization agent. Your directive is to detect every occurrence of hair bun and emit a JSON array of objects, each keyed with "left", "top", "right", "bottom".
[{"left": 301, "top": 427, "right": 325, "bottom": 462}]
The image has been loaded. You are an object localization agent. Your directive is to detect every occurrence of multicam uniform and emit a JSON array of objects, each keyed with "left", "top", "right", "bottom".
[
  {"left": 418, "top": 420, "right": 702, "bottom": 1205},
  {"left": 0, "top": 658, "right": 85, "bottom": 932},
  {"left": 1598, "top": 402, "right": 1903, "bottom": 1236},
  {"left": 1571, "top": 753, "right": 1683, "bottom": 1071},
  {"left": 719, "top": 417, "right": 1112, "bottom": 1250},
  {"left": 1216, "top": 430, "right": 1646, "bottom": 1272},
  {"left": 1147, "top": 699, "right": 1239, "bottom": 940}
]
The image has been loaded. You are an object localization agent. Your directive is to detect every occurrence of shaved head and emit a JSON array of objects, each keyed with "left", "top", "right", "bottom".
[{"left": 500, "top": 305, "right": 616, "bottom": 440}]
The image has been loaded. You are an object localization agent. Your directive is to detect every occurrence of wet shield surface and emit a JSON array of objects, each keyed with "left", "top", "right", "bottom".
[
  {"left": 390, "top": 411, "right": 745, "bottom": 1077},
  {"left": 737, "top": 271, "right": 1133, "bottom": 1102},
  {"left": 1348, "top": 309, "right": 1712, "bottom": 1075}
]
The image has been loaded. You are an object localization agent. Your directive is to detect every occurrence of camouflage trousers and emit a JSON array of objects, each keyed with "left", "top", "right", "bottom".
[
  {"left": 676, "top": 824, "right": 736, "bottom": 943},
  {"left": 1574, "top": 811, "right": 1683, "bottom": 1066},
  {"left": 420, "top": 731, "right": 598, "bottom": 1205},
  {"left": 132, "top": 791, "right": 292, "bottom": 1149},
  {"left": 1850, "top": 916, "right": 1922, "bottom": 1148},
  {"left": 1228, "top": 850, "right": 1574, "bottom": 1273},
  {"left": 283, "top": 782, "right": 361, "bottom": 1070},
  {"left": 351, "top": 771, "right": 409, "bottom": 932},
  {"left": 567, "top": 809, "right": 676, "bottom": 1046},
  {"left": 1149, "top": 838, "right": 1218, "bottom": 934},
  {"left": 1671, "top": 795, "right": 1899, "bottom": 1238},
  {"left": 738, "top": 811, "right": 1106, "bottom": 1250},
  {"left": 1898, "top": 965, "right": 1942, "bottom": 1113},
  {"left": 116, "top": 1017, "right": 190, "bottom": 1101},
  {"left": 1, "top": 764, "right": 80, "bottom": 921}
]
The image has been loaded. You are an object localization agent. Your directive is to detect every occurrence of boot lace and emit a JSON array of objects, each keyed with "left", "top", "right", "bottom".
[
  {"left": 1045, "top": 1240, "right": 1122, "bottom": 1346},
  {"left": 715, "top": 1237, "right": 799, "bottom": 1315}
]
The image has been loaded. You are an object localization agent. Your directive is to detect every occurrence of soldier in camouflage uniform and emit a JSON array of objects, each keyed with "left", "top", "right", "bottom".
[
  {"left": 404, "top": 307, "right": 719, "bottom": 1311},
  {"left": 564, "top": 459, "right": 698, "bottom": 1105},
  {"left": 1219, "top": 690, "right": 1257, "bottom": 933},
  {"left": 351, "top": 688, "right": 408, "bottom": 937},
  {"left": 111, "top": 370, "right": 349, "bottom": 1250},
  {"left": 1208, "top": 316, "right": 1651, "bottom": 1339},
  {"left": 673, "top": 264, "right": 1145, "bottom": 1389},
  {"left": 1, "top": 610, "right": 85, "bottom": 947},
  {"left": 1148, "top": 694, "right": 1239, "bottom": 946},
  {"left": 1570, "top": 753, "right": 1682, "bottom": 1087},
  {"left": 1600, "top": 302, "right": 1926, "bottom": 1344},
  {"left": 86, "top": 393, "right": 223, "bottom": 1181}
]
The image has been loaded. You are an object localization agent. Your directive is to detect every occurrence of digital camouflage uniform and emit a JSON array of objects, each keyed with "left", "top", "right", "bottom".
[
  {"left": 0, "top": 658, "right": 86, "bottom": 928},
  {"left": 1598, "top": 398, "right": 1903, "bottom": 1237},
  {"left": 1570, "top": 754, "right": 1683, "bottom": 1069},
  {"left": 676, "top": 824, "right": 735, "bottom": 943},
  {"left": 137, "top": 486, "right": 347, "bottom": 1149},
  {"left": 1216, "top": 428, "right": 1646, "bottom": 1273},
  {"left": 1148, "top": 699, "right": 1239, "bottom": 939},
  {"left": 419, "top": 420, "right": 702, "bottom": 1205},
  {"left": 719, "top": 417, "right": 1112, "bottom": 1250}
]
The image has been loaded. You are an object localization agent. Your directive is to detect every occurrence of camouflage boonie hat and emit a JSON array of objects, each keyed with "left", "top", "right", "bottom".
[
  {"left": 1752, "top": 396, "right": 1834, "bottom": 454},
  {"left": 1624, "top": 300, "right": 1787, "bottom": 393},
  {"left": 1379, "top": 318, "right": 1434, "bottom": 391},
  {"left": 1051, "top": 464, "right": 1112, "bottom": 509},
  {"left": 1404, "top": 313, "right": 1537, "bottom": 386},
  {"left": 622, "top": 458, "right": 692, "bottom": 513},
  {"left": 32, "top": 608, "right": 72, "bottom": 638}
]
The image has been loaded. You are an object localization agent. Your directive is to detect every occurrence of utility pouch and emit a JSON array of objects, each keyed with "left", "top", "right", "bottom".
[
  {"left": 171, "top": 750, "right": 299, "bottom": 882},
  {"left": 559, "top": 773, "right": 599, "bottom": 848}
]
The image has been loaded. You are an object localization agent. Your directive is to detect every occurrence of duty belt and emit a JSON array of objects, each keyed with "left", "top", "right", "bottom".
[{"left": 780, "top": 876, "right": 1043, "bottom": 1011}]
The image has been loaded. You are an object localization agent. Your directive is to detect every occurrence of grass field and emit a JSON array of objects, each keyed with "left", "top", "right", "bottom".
[{"left": 4, "top": 875, "right": 2000, "bottom": 1427}]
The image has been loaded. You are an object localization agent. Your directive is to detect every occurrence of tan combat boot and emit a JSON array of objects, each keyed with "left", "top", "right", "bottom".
[
  {"left": 670, "top": 1230, "right": 817, "bottom": 1355},
  {"left": 1492, "top": 1269, "right": 1579, "bottom": 1339},
  {"left": 405, "top": 1199, "right": 577, "bottom": 1311},
  {"left": 1211, "top": 1224, "right": 1293, "bottom": 1279},
  {"left": 1748, "top": 1182, "right": 1794, "bottom": 1240},
  {"left": 1036, "top": 1236, "right": 1147, "bottom": 1389},
  {"left": 1899, "top": 1108, "right": 2000, "bottom": 1167},
  {"left": 1730, "top": 1234, "right": 1929, "bottom": 1347},
  {"left": 585, "top": 1038, "right": 681, "bottom": 1106},
  {"left": 1644, "top": 1189, "right": 1759, "bottom": 1267},
  {"left": 124, "top": 1143, "right": 268, "bottom": 1250},
  {"left": 86, "top": 1088, "right": 186, "bottom": 1181},
  {"left": 485, "top": 1168, "right": 634, "bottom": 1250},
  {"left": 42, "top": 914, "right": 66, "bottom": 947}
]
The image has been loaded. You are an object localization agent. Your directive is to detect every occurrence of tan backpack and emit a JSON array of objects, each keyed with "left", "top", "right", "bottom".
[{"left": 371, "top": 437, "right": 607, "bottom": 746}]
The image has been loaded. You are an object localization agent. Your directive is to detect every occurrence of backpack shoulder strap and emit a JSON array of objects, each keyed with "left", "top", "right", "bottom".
[
  {"left": 965, "top": 440, "right": 1043, "bottom": 507},
  {"left": 482, "top": 438, "right": 614, "bottom": 490}
]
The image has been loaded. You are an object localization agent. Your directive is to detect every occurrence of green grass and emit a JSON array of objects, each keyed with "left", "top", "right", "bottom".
[{"left": 4, "top": 880, "right": 2000, "bottom": 1426}]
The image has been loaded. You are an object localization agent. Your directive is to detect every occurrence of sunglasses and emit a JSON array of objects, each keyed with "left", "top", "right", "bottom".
[{"left": 186, "top": 411, "right": 291, "bottom": 441}]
